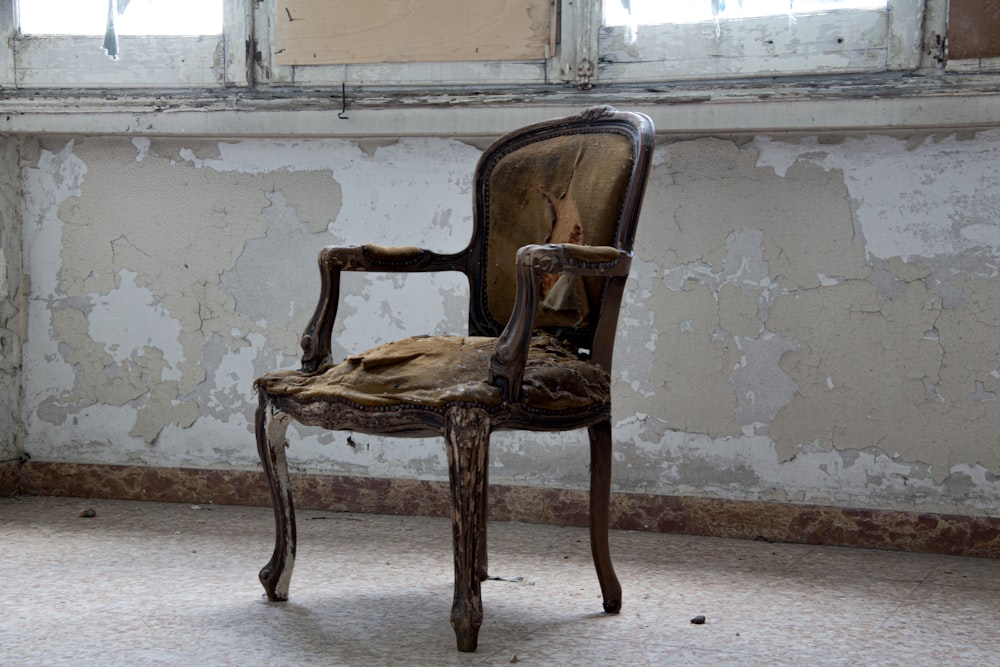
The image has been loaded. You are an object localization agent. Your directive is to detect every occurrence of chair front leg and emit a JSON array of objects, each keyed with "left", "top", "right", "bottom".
[
  {"left": 477, "top": 464, "right": 489, "bottom": 583},
  {"left": 444, "top": 406, "right": 490, "bottom": 652},
  {"left": 588, "top": 419, "right": 622, "bottom": 613},
  {"left": 255, "top": 396, "right": 296, "bottom": 602}
]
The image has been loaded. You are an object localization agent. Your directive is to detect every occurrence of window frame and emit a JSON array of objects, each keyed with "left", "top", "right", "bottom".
[
  {"left": 0, "top": 0, "right": 954, "bottom": 90},
  {"left": 0, "top": 0, "right": 997, "bottom": 140},
  {"left": 0, "top": 0, "right": 249, "bottom": 88},
  {"left": 596, "top": 0, "right": 924, "bottom": 82},
  {"left": 4, "top": 0, "right": 924, "bottom": 89},
  {"left": 251, "top": 0, "right": 562, "bottom": 87}
]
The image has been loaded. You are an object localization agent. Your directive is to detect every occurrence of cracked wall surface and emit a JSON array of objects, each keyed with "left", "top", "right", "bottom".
[
  {"left": 22, "top": 136, "right": 473, "bottom": 473},
  {"left": 613, "top": 131, "right": 1000, "bottom": 515},
  {"left": 1, "top": 137, "right": 26, "bottom": 461},
  {"left": 17, "top": 128, "right": 1000, "bottom": 517}
]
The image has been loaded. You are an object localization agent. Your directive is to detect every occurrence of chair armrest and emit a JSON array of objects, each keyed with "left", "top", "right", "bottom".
[
  {"left": 489, "top": 243, "right": 632, "bottom": 402},
  {"left": 300, "top": 244, "right": 467, "bottom": 372},
  {"left": 321, "top": 244, "right": 465, "bottom": 272}
]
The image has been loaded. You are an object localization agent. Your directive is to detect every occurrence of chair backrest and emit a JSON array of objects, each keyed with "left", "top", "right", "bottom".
[{"left": 464, "top": 106, "right": 654, "bottom": 370}]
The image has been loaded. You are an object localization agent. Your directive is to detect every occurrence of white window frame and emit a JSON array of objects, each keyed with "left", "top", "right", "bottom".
[
  {"left": 948, "top": 56, "right": 1000, "bottom": 73},
  {"left": 0, "top": 0, "right": 940, "bottom": 90},
  {"left": 0, "top": 0, "right": 249, "bottom": 88},
  {"left": 596, "top": 0, "right": 924, "bottom": 82},
  {"left": 0, "top": 0, "right": 997, "bottom": 140},
  {"left": 251, "top": 0, "right": 925, "bottom": 88}
]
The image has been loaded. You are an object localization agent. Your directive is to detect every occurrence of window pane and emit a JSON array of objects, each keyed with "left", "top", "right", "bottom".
[
  {"left": 19, "top": 0, "right": 223, "bottom": 36},
  {"left": 604, "top": 0, "right": 887, "bottom": 26}
]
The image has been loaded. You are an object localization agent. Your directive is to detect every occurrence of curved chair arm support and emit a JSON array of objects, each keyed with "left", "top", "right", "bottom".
[
  {"left": 300, "top": 244, "right": 468, "bottom": 373},
  {"left": 489, "top": 243, "right": 632, "bottom": 402}
]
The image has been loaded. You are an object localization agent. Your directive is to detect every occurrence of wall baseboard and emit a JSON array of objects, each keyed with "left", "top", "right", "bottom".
[
  {"left": 11, "top": 460, "right": 1000, "bottom": 558},
  {"left": 0, "top": 460, "right": 20, "bottom": 497}
]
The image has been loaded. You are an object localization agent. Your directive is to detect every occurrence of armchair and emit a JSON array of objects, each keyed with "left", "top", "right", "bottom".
[{"left": 253, "top": 105, "right": 654, "bottom": 651}]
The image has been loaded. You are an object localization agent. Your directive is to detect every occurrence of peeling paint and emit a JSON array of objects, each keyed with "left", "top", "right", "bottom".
[
  {"left": 614, "top": 132, "right": 1000, "bottom": 505},
  {"left": 753, "top": 131, "right": 1000, "bottom": 271},
  {"left": 22, "top": 135, "right": 478, "bottom": 467},
  {"left": 731, "top": 330, "right": 799, "bottom": 427},
  {"left": 12, "top": 127, "right": 1000, "bottom": 518},
  {"left": 88, "top": 270, "right": 184, "bottom": 380},
  {"left": 611, "top": 416, "right": 1000, "bottom": 516},
  {"left": 0, "top": 137, "right": 27, "bottom": 460}
]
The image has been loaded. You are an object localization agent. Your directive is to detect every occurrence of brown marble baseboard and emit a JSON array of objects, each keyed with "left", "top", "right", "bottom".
[
  {"left": 13, "top": 460, "right": 1000, "bottom": 559},
  {"left": 0, "top": 460, "right": 20, "bottom": 497}
]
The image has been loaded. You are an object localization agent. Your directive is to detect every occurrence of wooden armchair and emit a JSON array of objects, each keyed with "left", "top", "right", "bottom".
[{"left": 253, "top": 105, "right": 654, "bottom": 652}]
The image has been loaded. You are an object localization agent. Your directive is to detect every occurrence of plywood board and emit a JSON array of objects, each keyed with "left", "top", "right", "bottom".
[
  {"left": 949, "top": 0, "right": 1000, "bottom": 60},
  {"left": 276, "top": 0, "right": 553, "bottom": 66}
]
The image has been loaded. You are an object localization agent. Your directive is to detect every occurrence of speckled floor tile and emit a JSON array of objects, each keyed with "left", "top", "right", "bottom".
[
  {"left": 1, "top": 496, "right": 998, "bottom": 667},
  {"left": 847, "top": 584, "right": 1000, "bottom": 666},
  {"left": 924, "top": 554, "right": 1000, "bottom": 590},
  {"left": 791, "top": 543, "right": 953, "bottom": 583}
]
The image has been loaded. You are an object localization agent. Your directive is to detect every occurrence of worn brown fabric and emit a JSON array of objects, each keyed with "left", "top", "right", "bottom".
[
  {"left": 256, "top": 333, "right": 609, "bottom": 412},
  {"left": 484, "top": 132, "right": 634, "bottom": 329}
]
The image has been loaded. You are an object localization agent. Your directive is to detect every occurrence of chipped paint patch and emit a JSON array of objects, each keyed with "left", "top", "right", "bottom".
[
  {"left": 731, "top": 330, "right": 799, "bottom": 427},
  {"left": 612, "top": 414, "right": 1000, "bottom": 516},
  {"left": 614, "top": 133, "right": 1000, "bottom": 506},
  {"left": 13, "top": 127, "right": 1000, "bottom": 517},
  {"left": 753, "top": 131, "right": 1000, "bottom": 270},
  {"left": 88, "top": 270, "right": 184, "bottom": 381},
  {"left": 21, "top": 135, "right": 479, "bottom": 472},
  {"left": 131, "top": 137, "right": 150, "bottom": 161}
]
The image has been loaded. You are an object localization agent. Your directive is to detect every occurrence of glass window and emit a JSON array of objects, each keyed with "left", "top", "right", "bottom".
[
  {"left": 8, "top": 0, "right": 241, "bottom": 88},
  {"left": 0, "top": 0, "right": 929, "bottom": 90},
  {"left": 598, "top": 0, "right": 919, "bottom": 82},
  {"left": 604, "top": 0, "right": 886, "bottom": 27},
  {"left": 19, "top": 0, "right": 222, "bottom": 36}
]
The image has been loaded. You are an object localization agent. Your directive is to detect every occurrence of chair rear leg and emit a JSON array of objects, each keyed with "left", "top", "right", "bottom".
[
  {"left": 588, "top": 420, "right": 621, "bottom": 613},
  {"left": 255, "top": 396, "right": 297, "bottom": 602},
  {"left": 444, "top": 406, "right": 490, "bottom": 652}
]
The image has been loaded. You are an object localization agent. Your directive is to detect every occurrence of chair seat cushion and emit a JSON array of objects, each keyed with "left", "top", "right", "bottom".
[{"left": 255, "top": 333, "right": 609, "bottom": 413}]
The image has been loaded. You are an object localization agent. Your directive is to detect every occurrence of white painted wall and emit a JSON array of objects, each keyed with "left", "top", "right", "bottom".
[{"left": 11, "top": 125, "right": 1000, "bottom": 517}]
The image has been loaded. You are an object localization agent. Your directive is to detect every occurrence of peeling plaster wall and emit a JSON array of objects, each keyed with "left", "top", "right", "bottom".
[
  {"left": 22, "top": 136, "right": 473, "bottom": 474},
  {"left": 1, "top": 136, "right": 26, "bottom": 462},
  {"left": 614, "top": 131, "right": 1000, "bottom": 516},
  {"left": 18, "top": 128, "right": 1000, "bottom": 518}
]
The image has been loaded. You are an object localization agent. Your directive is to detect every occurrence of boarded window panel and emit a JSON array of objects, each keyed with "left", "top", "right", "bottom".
[
  {"left": 276, "top": 0, "right": 552, "bottom": 66},
  {"left": 948, "top": 0, "right": 1000, "bottom": 60}
]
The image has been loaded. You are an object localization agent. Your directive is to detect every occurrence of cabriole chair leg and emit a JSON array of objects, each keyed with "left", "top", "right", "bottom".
[
  {"left": 588, "top": 420, "right": 622, "bottom": 614},
  {"left": 444, "top": 406, "right": 490, "bottom": 652},
  {"left": 255, "top": 398, "right": 297, "bottom": 602}
]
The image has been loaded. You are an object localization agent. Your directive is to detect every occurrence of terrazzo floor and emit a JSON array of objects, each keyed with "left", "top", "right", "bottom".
[{"left": 1, "top": 495, "right": 998, "bottom": 666}]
